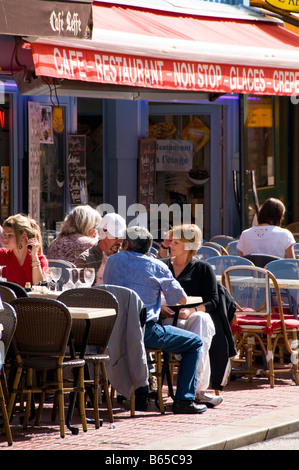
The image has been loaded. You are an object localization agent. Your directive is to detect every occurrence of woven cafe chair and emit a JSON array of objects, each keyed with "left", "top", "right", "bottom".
[
  {"left": 58, "top": 288, "right": 118, "bottom": 428},
  {"left": 206, "top": 255, "right": 254, "bottom": 276},
  {"left": 243, "top": 253, "right": 281, "bottom": 268},
  {"left": 227, "top": 241, "right": 240, "bottom": 256},
  {"left": 0, "top": 286, "right": 17, "bottom": 303},
  {"left": 286, "top": 222, "right": 299, "bottom": 242},
  {"left": 265, "top": 259, "right": 299, "bottom": 319},
  {"left": 203, "top": 241, "right": 229, "bottom": 255},
  {"left": 7, "top": 298, "right": 87, "bottom": 438},
  {"left": 197, "top": 245, "right": 219, "bottom": 260},
  {"left": 0, "top": 302, "right": 17, "bottom": 445},
  {"left": 0, "top": 281, "right": 28, "bottom": 298},
  {"left": 210, "top": 235, "right": 236, "bottom": 248},
  {"left": 95, "top": 285, "right": 162, "bottom": 416},
  {"left": 222, "top": 265, "right": 299, "bottom": 387}
]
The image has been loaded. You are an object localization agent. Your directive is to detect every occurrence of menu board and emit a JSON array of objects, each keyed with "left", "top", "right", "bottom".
[
  {"left": 138, "top": 138, "right": 156, "bottom": 211},
  {"left": 67, "top": 135, "right": 87, "bottom": 205}
]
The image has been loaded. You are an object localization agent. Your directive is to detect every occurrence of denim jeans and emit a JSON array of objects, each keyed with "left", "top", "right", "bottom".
[{"left": 143, "top": 321, "right": 202, "bottom": 401}]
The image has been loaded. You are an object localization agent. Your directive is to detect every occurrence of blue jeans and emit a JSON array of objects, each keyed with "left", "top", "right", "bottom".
[{"left": 143, "top": 321, "right": 202, "bottom": 401}]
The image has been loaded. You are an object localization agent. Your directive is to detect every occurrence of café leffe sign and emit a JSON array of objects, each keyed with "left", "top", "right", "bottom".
[
  {"left": 266, "top": 0, "right": 299, "bottom": 11},
  {"left": 31, "top": 44, "right": 299, "bottom": 96}
]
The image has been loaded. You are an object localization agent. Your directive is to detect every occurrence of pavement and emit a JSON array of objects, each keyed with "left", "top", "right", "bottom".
[{"left": 2, "top": 372, "right": 299, "bottom": 451}]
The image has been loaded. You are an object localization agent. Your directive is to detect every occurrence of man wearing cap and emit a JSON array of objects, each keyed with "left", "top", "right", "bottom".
[
  {"left": 75, "top": 212, "right": 126, "bottom": 284},
  {"left": 103, "top": 225, "right": 206, "bottom": 415}
]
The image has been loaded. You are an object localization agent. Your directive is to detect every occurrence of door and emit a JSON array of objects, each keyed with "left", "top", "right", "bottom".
[{"left": 148, "top": 103, "right": 222, "bottom": 241}]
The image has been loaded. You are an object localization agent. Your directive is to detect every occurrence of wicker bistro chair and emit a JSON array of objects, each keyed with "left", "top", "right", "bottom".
[
  {"left": 206, "top": 255, "right": 254, "bottom": 276},
  {"left": 57, "top": 288, "right": 118, "bottom": 428},
  {"left": 0, "top": 281, "right": 28, "bottom": 299},
  {"left": 203, "top": 242, "right": 229, "bottom": 255},
  {"left": 197, "top": 245, "right": 220, "bottom": 260},
  {"left": 0, "top": 286, "right": 17, "bottom": 303},
  {"left": 7, "top": 298, "right": 87, "bottom": 438},
  {"left": 222, "top": 265, "right": 299, "bottom": 388},
  {"left": 243, "top": 253, "right": 282, "bottom": 268},
  {"left": 210, "top": 235, "right": 236, "bottom": 248},
  {"left": 0, "top": 302, "right": 17, "bottom": 446}
]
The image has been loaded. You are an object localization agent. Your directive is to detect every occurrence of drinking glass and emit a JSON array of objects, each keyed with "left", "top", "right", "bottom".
[
  {"left": 74, "top": 268, "right": 83, "bottom": 288},
  {"left": 62, "top": 268, "right": 75, "bottom": 291},
  {"left": 43, "top": 266, "right": 53, "bottom": 290},
  {"left": 84, "top": 268, "right": 95, "bottom": 287},
  {"left": 50, "top": 267, "right": 62, "bottom": 292}
]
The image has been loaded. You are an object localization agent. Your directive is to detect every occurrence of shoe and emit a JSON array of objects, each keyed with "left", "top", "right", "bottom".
[
  {"left": 195, "top": 391, "right": 223, "bottom": 408},
  {"left": 172, "top": 400, "right": 207, "bottom": 414},
  {"left": 135, "top": 392, "right": 149, "bottom": 411}
]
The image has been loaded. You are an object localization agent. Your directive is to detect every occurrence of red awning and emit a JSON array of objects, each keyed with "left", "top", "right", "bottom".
[{"left": 30, "top": 2, "right": 299, "bottom": 96}]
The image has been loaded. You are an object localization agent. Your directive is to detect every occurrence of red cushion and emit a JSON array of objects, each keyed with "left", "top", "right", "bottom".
[{"left": 235, "top": 313, "right": 299, "bottom": 330}]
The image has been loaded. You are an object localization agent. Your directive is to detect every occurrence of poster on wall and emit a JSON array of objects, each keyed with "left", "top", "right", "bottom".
[
  {"left": 156, "top": 139, "right": 193, "bottom": 172},
  {"left": 28, "top": 101, "right": 41, "bottom": 223},
  {"left": 67, "top": 135, "right": 87, "bottom": 205},
  {"left": 40, "top": 105, "right": 54, "bottom": 144}
]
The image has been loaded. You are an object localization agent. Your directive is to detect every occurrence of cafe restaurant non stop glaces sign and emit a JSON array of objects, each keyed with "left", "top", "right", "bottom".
[{"left": 31, "top": 44, "right": 299, "bottom": 96}]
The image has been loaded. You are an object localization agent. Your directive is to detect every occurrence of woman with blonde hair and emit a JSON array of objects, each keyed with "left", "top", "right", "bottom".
[
  {"left": 0, "top": 213, "right": 48, "bottom": 287},
  {"left": 160, "top": 224, "right": 222, "bottom": 407},
  {"left": 47, "top": 205, "right": 101, "bottom": 264}
]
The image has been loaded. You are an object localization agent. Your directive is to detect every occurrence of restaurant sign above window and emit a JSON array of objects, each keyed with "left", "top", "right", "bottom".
[
  {"left": 0, "top": 0, "right": 92, "bottom": 38},
  {"left": 265, "top": 0, "right": 299, "bottom": 11},
  {"left": 31, "top": 43, "right": 299, "bottom": 97}
]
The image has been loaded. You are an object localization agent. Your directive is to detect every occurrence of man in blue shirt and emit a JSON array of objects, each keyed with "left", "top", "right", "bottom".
[{"left": 103, "top": 226, "right": 206, "bottom": 414}]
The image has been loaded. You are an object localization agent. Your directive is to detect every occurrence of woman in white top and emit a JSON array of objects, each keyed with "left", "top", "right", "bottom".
[{"left": 237, "top": 198, "right": 295, "bottom": 259}]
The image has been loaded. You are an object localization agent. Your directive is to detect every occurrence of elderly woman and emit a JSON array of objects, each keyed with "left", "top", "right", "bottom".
[
  {"left": 47, "top": 205, "right": 101, "bottom": 264},
  {"left": 160, "top": 223, "right": 222, "bottom": 407},
  {"left": 0, "top": 213, "right": 48, "bottom": 287}
]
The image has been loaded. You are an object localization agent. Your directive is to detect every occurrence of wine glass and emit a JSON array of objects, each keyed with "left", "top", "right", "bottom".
[
  {"left": 43, "top": 266, "right": 53, "bottom": 290},
  {"left": 51, "top": 267, "right": 62, "bottom": 292},
  {"left": 62, "top": 268, "right": 75, "bottom": 291},
  {"left": 84, "top": 268, "right": 95, "bottom": 287},
  {"left": 74, "top": 268, "right": 83, "bottom": 288}
]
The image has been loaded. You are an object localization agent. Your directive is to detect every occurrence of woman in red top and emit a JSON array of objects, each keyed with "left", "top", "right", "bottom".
[{"left": 0, "top": 214, "right": 48, "bottom": 287}]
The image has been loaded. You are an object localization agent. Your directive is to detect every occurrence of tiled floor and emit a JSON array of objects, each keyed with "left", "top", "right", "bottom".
[{"left": 1, "top": 373, "right": 299, "bottom": 450}]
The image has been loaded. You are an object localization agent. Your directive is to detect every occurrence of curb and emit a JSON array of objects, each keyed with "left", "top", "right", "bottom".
[{"left": 136, "top": 405, "right": 299, "bottom": 450}]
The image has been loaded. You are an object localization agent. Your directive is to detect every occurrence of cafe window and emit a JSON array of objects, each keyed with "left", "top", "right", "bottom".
[{"left": 245, "top": 96, "right": 274, "bottom": 188}]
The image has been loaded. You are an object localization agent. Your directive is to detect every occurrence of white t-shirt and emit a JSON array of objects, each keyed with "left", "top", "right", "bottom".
[{"left": 237, "top": 225, "right": 295, "bottom": 258}]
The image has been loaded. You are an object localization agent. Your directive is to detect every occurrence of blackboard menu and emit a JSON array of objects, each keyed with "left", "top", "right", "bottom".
[
  {"left": 67, "top": 135, "right": 87, "bottom": 205},
  {"left": 138, "top": 138, "right": 156, "bottom": 211}
]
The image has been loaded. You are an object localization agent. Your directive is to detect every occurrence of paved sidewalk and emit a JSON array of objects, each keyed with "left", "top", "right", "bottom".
[{"left": 1, "top": 374, "right": 299, "bottom": 451}]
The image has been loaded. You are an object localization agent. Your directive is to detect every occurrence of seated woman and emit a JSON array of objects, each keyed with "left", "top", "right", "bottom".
[
  {"left": 237, "top": 198, "right": 296, "bottom": 259},
  {"left": 160, "top": 223, "right": 222, "bottom": 407},
  {"left": 0, "top": 213, "right": 48, "bottom": 287},
  {"left": 47, "top": 205, "right": 101, "bottom": 264}
]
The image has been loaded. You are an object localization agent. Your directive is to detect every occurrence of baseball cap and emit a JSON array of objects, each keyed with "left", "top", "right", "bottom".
[{"left": 99, "top": 213, "right": 126, "bottom": 238}]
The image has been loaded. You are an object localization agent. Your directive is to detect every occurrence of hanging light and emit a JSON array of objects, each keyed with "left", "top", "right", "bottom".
[{"left": 52, "top": 106, "right": 64, "bottom": 133}]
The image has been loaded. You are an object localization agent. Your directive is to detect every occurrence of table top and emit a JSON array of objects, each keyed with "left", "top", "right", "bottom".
[
  {"left": 28, "top": 289, "right": 60, "bottom": 299},
  {"left": 161, "top": 295, "right": 203, "bottom": 308},
  {"left": 68, "top": 307, "right": 116, "bottom": 320}
]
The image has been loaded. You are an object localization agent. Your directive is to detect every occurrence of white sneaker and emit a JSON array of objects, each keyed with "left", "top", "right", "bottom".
[{"left": 195, "top": 391, "right": 223, "bottom": 408}]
